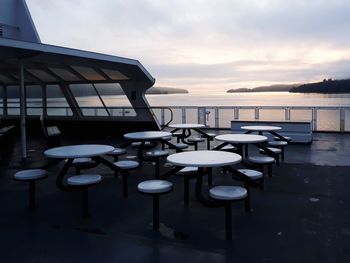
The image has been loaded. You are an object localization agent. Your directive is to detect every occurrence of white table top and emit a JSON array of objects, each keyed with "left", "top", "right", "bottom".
[
  {"left": 44, "top": 144, "right": 114, "bottom": 159},
  {"left": 215, "top": 134, "right": 268, "bottom": 144},
  {"left": 241, "top": 125, "right": 281, "bottom": 132},
  {"left": 124, "top": 131, "right": 172, "bottom": 140},
  {"left": 167, "top": 150, "right": 241, "bottom": 167},
  {"left": 168, "top": 123, "right": 205, "bottom": 129}
]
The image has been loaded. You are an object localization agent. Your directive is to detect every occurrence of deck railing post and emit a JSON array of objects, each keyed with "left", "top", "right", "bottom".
[
  {"left": 3, "top": 85, "right": 8, "bottom": 116},
  {"left": 182, "top": 107, "right": 186, "bottom": 123},
  {"left": 255, "top": 107, "right": 259, "bottom": 120},
  {"left": 340, "top": 107, "right": 345, "bottom": 133},
  {"left": 215, "top": 107, "right": 219, "bottom": 128},
  {"left": 285, "top": 108, "right": 291, "bottom": 121},
  {"left": 161, "top": 108, "right": 165, "bottom": 126},
  {"left": 312, "top": 108, "right": 317, "bottom": 131},
  {"left": 198, "top": 107, "right": 206, "bottom": 126},
  {"left": 234, "top": 108, "right": 239, "bottom": 120}
]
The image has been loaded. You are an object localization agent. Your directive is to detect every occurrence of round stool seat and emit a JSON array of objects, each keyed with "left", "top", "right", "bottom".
[
  {"left": 202, "top": 133, "right": 216, "bottom": 138},
  {"left": 209, "top": 186, "right": 247, "bottom": 201},
  {"left": 67, "top": 174, "right": 102, "bottom": 186},
  {"left": 238, "top": 169, "right": 263, "bottom": 179},
  {"left": 174, "top": 143, "right": 188, "bottom": 149},
  {"left": 221, "top": 145, "right": 236, "bottom": 151},
  {"left": 268, "top": 141, "right": 288, "bottom": 147},
  {"left": 248, "top": 156, "right": 275, "bottom": 164},
  {"left": 274, "top": 136, "right": 291, "bottom": 142},
  {"left": 71, "top": 157, "right": 94, "bottom": 165},
  {"left": 145, "top": 150, "right": 169, "bottom": 158},
  {"left": 188, "top": 137, "right": 205, "bottom": 142},
  {"left": 131, "top": 141, "right": 152, "bottom": 147},
  {"left": 176, "top": 166, "right": 198, "bottom": 175},
  {"left": 259, "top": 147, "right": 282, "bottom": 154},
  {"left": 114, "top": 160, "right": 139, "bottom": 170},
  {"left": 138, "top": 180, "right": 173, "bottom": 194},
  {"left": 162, "top": 136, "right": 172, "bottom": 141},
  {"left": 107, "top": 148, "right": 127, "bottom": 156},
  {"left": 14, "top": 169, "right": 47, "bottom": 181}
]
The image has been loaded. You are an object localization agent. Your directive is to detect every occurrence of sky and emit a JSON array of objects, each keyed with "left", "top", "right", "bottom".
[{"left": 26, "top": 0, "right": 350, "bottom": 94}]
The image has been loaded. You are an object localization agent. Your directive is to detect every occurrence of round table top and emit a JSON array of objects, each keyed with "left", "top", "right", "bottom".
[
  {"left": 124, "top": 131, "right": 172, "bottom": 140},
  {"left": 215, "top": 134, "right": 268, "bottom": 144},
  {"left": 44, "top": 144, "right": 114, "bottom": 159},
  {"left": 241, "top": 125, "right": 281, "bottom": 131},
  {"left": 168, "top": 123, "right": 205, "bottom": 129},
  {"left": 167, "top": 150, "right": 241, "bottom": 167}
]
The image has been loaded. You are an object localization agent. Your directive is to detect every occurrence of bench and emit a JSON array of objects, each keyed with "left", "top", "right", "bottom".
[
  {"left": 40, "top": 114, "right": 61, "bottom": 138},
  {"left": 0, "top": 125, "right": 15, "bottom": 134},
  {"left": 40, "top": 115, "right": 61, "bottom": 146},
  {"left": 46, "top": 126, "right": 61, "bottom": 137},
  {"left": 0, "top": 125, "right": 16, "bottom": 143},
  {"left": 231, "top": 120, "right": 312, "bottom": 143}
]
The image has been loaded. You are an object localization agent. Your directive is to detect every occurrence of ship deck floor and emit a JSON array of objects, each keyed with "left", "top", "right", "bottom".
[{"left": 1, "top": 131, "right": 350, "bottom": 263}]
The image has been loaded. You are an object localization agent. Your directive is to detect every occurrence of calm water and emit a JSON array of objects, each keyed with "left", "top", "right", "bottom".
[
  {"left": 145, "top": 92, "right": 350, "bottom": 107},
  {"left": 5, "top": 92, "right": 350, "bottom": 131},
  {"left": 144, "top": 92, "right": 350, "bottom": 131}
]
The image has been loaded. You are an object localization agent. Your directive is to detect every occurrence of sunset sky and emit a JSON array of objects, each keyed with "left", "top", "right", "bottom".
[{"left": 27, "top": 0, "right": 350, "bottom": 94}]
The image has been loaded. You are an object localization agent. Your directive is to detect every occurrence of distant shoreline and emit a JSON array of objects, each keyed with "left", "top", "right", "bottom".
[
  {"left": 146, "top": 86, "right": 188, "bottom": 95},
  {"left": 227, "top": 78, "right": 350, "bottom": 94}
]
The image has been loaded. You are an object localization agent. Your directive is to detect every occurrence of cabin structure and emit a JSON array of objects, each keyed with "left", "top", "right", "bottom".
[{"left": 0, "top": 0, "right": 160, "bottom": 159}]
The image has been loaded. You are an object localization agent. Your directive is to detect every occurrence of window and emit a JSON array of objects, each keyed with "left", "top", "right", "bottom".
[
  {"left": 26, "top": 85, "right": 42, "bottom": 116},
  {"left": 46, "top": 85, "right": 72, "bottom": 116},
  {"left": 94, "top": 83, "right": 136, "bottom": 117},
  {"left": 70, "top": 84, "right": 108, "bottom": 116}
]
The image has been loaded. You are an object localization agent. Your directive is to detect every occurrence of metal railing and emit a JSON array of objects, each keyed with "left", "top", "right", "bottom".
[
  {"left": 1, "top": 105, "right": 349, "bottom": 132},
  {"left": 154, "top": 106, "right": 350, "bottom": 132}
]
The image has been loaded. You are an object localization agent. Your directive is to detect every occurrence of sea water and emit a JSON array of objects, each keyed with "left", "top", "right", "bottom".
[{"left": 6, "top": 92, "right": 350, "bottom": 131}]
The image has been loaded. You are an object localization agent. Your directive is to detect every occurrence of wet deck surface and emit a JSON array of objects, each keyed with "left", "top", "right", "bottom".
[{"left": 1, "top": 131, "right": 350, "bottom": 262}]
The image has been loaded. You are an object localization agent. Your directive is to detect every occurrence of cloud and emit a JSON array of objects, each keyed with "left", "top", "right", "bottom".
[{"left": 26, "top": 0, "right": 350, "bottom": 92}]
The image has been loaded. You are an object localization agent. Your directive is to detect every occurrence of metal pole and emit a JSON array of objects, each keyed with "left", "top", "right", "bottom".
[
  {"left": 19, "top": 62, "right": 27, "bottom": 160},
  {"left": 340, "top": 107, "right": 345, "bottom": 133},
  {"left": 215, "top": 107, "right": 219, "bottom": 128},
  {"left": 182, "top": 107, "right": 186, "bottom": 123}
]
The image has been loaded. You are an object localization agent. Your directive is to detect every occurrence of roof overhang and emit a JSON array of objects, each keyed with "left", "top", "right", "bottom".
[{"left": 0, "top": 37, "right": 155, "bottom": 87}]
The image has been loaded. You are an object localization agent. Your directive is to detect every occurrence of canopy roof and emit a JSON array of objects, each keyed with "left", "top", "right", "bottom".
[{"left": 0, "top": 37, "right": 155, "bottom": 86}]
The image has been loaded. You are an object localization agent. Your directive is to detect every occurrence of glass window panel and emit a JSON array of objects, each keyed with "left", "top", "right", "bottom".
[
  {"left": 259, "top": 109, "right": 285, "bottom": 121},
  {"left": 26, "top": 85, "right": 42, "bottom": 116},
  {"left": 46, "top": 85, "right": 72, "bottom": 116},
  {"left": 317, "top": 109, "right": 340, "bottom": 131},
  {"left": 218, "top": 109, "right": 234, "bottom": 128},
  {"left": 71, "top": 66, "right": 105, "bottom": 81},
  {"left": 94, "top": 83, "right": 136, "bottom": 116},
  {"left": 6, "top": 85, "right": 20, "bottom": 115},
  {"left": 26, "top": 69, "right": 58, "bottom": 82},
  {"left": 238, "top": 109, "right": 255, "bottom": 121},
  {"left": 185, "top": 108, "right": 198, "bottom": 124},
  {"left": 290, "top": 109, "right": 312, "bottom": 121},
  {"left": 101, "top": 69, "right": 129, "bottom": 80},
  {"left": 48, "top": 67, "right": 81, "bottom": 81},
  {"left": 70, "top": 84, "right": 108, "bottom": 116},
  {"left": 345, "top": 110, "right": 350, "bottom": 132}
]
